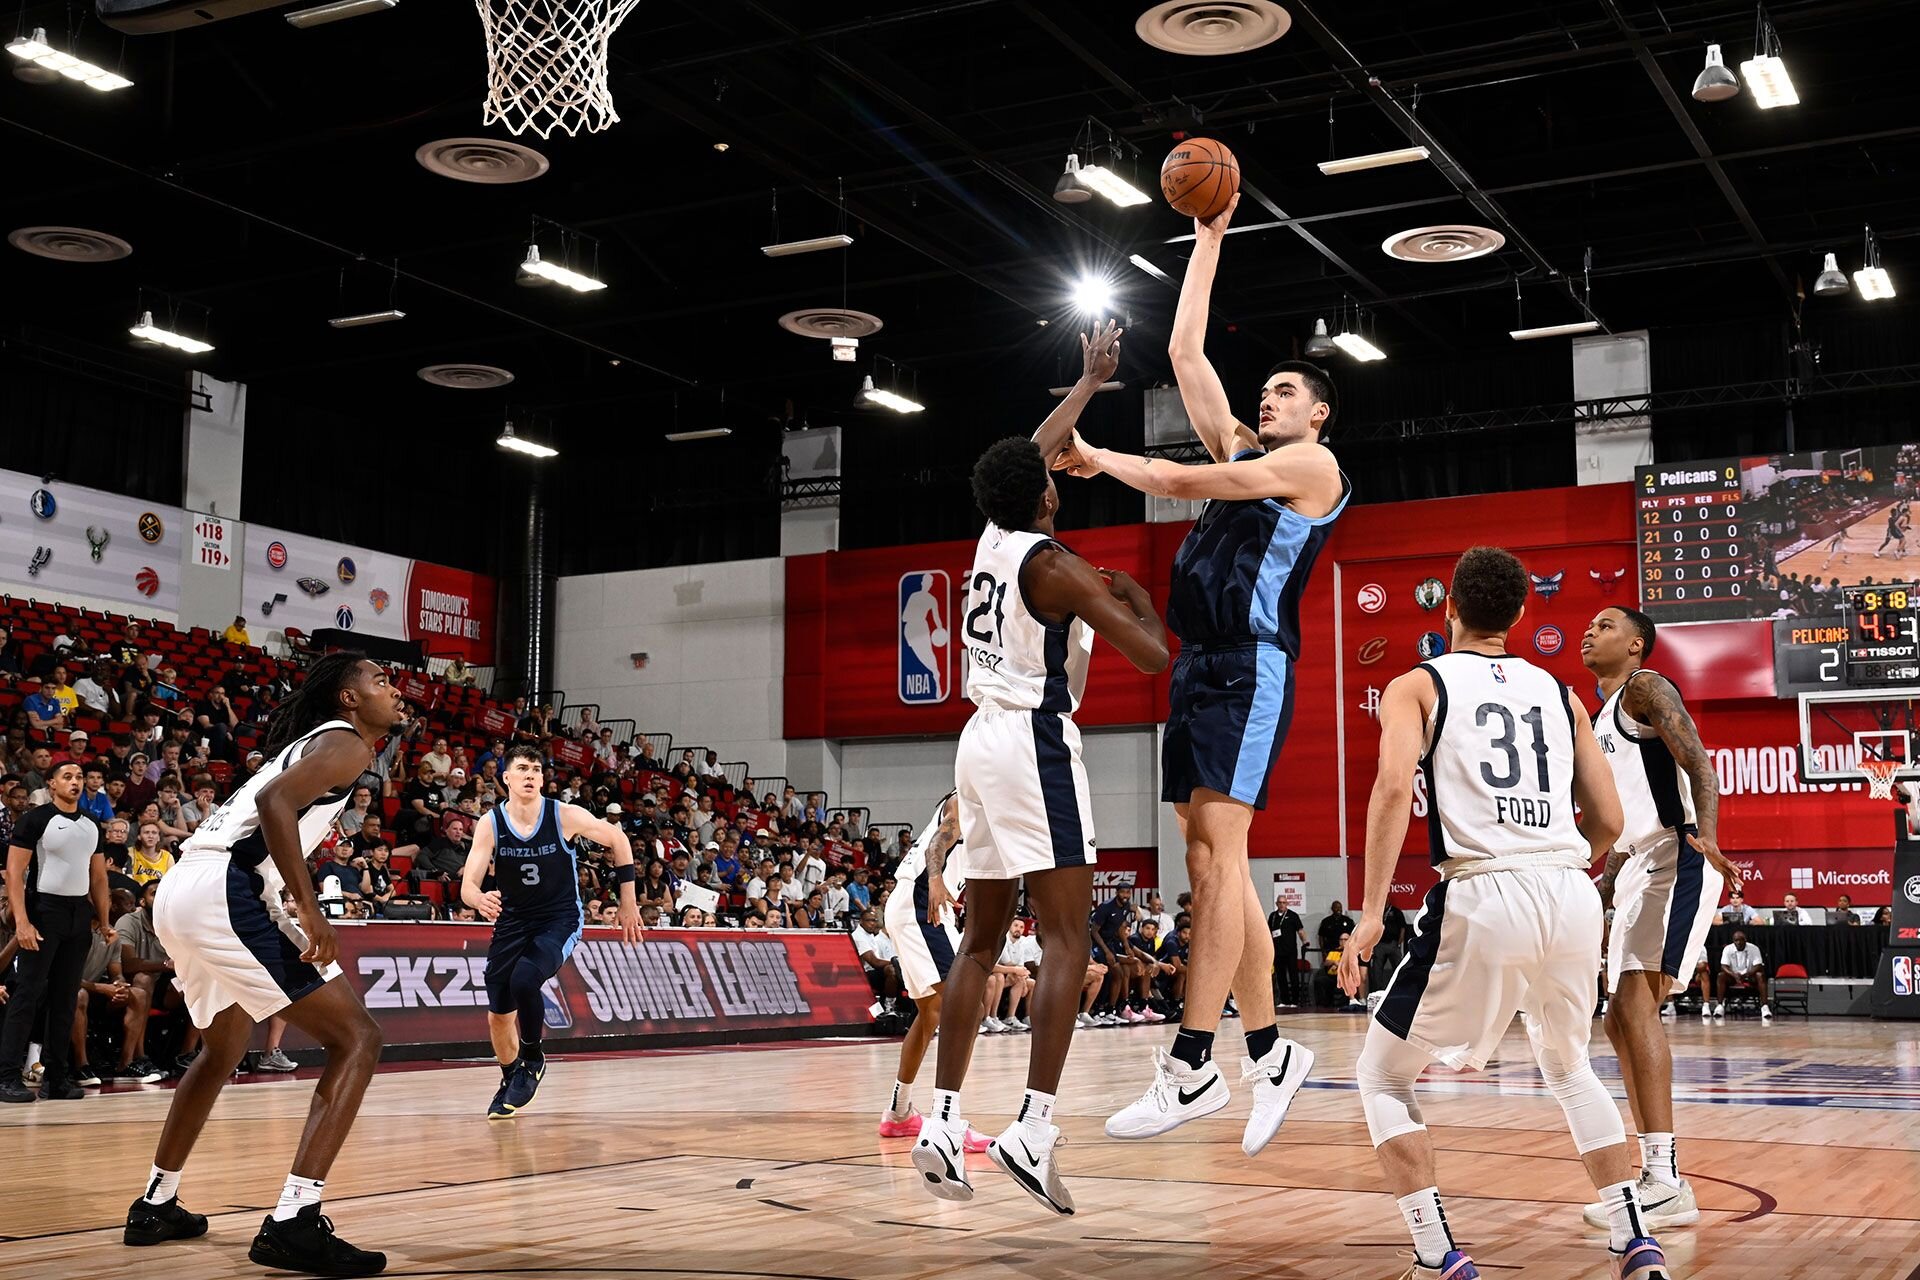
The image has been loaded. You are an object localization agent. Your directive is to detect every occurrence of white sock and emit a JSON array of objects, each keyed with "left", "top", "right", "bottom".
[
  {"left": 929, "top": 1087, "right": 962, "bottom": 1127},
  {"left": 887, "top": 1079, "right": 913, "bottom": 1117},
  {"left": 272, "top": 1174, "right": 324, "bottom": 1223},
  {"left": 1016, "top": 1088, "right": 1055, "bottom": 1139},
  {"left": 143, "top": 1165, "right": 181, "bottom": 1206},
  {"left": 1597, "top": 1177, "right": 1648, "bottom": 1252},
  {"left": 1396, "top": 1186, "right": 1455, "bottom": 1268},
  {"left": 1639, "top": 1132, "right": 1679, "bottom": 1188}
]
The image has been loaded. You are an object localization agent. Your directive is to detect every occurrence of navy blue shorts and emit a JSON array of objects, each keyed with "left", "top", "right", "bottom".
[
  {"left": 1161, "top": 643, "right": 1296, "bottom": 810},
  {"left": 484, "top": 911, "right": 581, "bottom": 1014}
]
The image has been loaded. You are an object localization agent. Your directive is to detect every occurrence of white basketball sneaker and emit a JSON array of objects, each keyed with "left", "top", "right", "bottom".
[
  {"left": 988, "top": 1122, "right": 1074, "bottom": 1215},
  {"left": 910, "top": 1119, "right": 974, "bottom": 1202},
  {"left": 1239, "top": 1038, "right": 1316, "bottom": 1156},
  {"left": 1104, "top": 1047, "right": 1229, "bottom": 1139},
  {"left": 1582, "top": 1171, "right": 1699, "bottom": 1229}
]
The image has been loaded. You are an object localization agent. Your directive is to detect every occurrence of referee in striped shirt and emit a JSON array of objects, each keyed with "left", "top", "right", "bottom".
[{"left": 0, "top": 759, "right": 114, "bottom": 1102}]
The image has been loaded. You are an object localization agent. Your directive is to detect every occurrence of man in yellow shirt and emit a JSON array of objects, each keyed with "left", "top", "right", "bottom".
[
  {"left": 127, "top": 819, "right": 175, "bottom": 886},
  {"left": 47, "top": 662, "right": 80, "bottom": 716},
  {"left": 222, "top": 615, "right": 250, "bottom": 646}
]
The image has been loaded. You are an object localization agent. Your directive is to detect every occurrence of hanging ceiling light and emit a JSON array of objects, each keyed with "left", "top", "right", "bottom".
[
  {"left": 1691, "top": 43, "right": 1740, "bottom": 102},
  {"left": 861, "top": 374, "right": 925, "bottom": 414},
  {"left": 1813, "top": 252, "right": 1850, "bottom": 297},
  {"left": 1071, "top": 277, "right": 1115, "bottom": 315},
  {"left": 829, "top": 336, "right": 858, "bottom": 362},
  {"left": 1855, "top": 226, "right": 1896, "bottom": 301},
  {"left": 1053, "top": 154, "right": 1092, "bottom": 205},
  {"left": 1331, "top": 330, "right": 1385, "bottom": 362},
  {"left": 761, "top": 233, "right": 854, "bottom": 258},
  {"left": 1740, "top": 13, "right": 1798, "bottom": 109},
  {"left": 496, "top": 420, "right": 558, "bottom": 458},
  {"left": 5, "top": 27, "right": 132, "bottom": 90},
  {"left": 1303, "top": 318, "right": 1335, "bottom": 358},
  {"left": 129, "top": 310, "right": 213, "bottom": 355},
  {"left": 1317, "top": 146, "right": 1430, "bottom": 176},
  {"left": 520, "top": 244, "right": 605, "bottom": 292},
  {"left": 1511, "top": 320, "right": 1602, "bottom": 341}
]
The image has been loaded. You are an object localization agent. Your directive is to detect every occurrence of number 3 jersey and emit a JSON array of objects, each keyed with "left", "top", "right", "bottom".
[
  {"left": 961, "top": 523, "right": 1094, "bottom": 715},
  {"left": 492, "top": 797, "right": 581, "bottom": 919},
  {"left": 1417, "top": 651, "right": 1589, "bottom": 875}
]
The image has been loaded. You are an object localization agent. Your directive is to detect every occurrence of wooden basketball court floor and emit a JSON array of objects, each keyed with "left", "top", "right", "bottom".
[
  {"left": 1776, "top": 495, "right": 1920, "bottom": 583},
  {"left": 3, "top": 1014, "right": 1914, "bottom": 1280}
]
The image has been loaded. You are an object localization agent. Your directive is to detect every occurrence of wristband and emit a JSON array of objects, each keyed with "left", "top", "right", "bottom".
[{"left": 612, "top": 863, "right": 637, "bottom": 884}]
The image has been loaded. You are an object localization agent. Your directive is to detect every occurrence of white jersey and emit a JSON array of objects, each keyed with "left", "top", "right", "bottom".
[
  {"left": 1417, "top": 651, "right": 1588, "bottom": 876},
  {"left": 961, "top": 522, "right": 1093, "bottom": 715},
  {"left": 179, "top": 719, "right": 359, "bottom": 872},
  {"left": 894, "top": 793, "right": 967, "bottom": 898},
  {"left": 1593, "top": 670, "right": 1697, "bottom": 854}
]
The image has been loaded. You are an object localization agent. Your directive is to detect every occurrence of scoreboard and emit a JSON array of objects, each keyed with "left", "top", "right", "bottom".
[
  {"left": 1636, "top": 463, "right": 1755, "bottom": 621},
  {"left": 1772, "top": 585, "right": 1920, "bottom": 695}
]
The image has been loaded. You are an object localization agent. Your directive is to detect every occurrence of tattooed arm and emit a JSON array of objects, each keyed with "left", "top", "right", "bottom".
[
  {"left": 1621, "top": 672, "right": 1741, "bottom": 895},
  {"left": 922, "top": 793, "right": 963, "bottom": 926}
]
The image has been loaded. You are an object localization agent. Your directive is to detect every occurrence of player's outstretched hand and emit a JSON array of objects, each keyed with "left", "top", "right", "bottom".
[
  {"left": 475, "top": 889, "right": 504, "bottom": 922},
  {"left": 1687, "top": 831, "right": 1740, "bottom": 896},
  {"left": 1082, "top": 319, "right": 1124, "bottom": 385},
  {"left": 1338, "top": 916, "right": 1383, "bottom": 999},
  {"left": 301, "top": 915, "right": 340, "bottom": 968},
  {"left": 618, "top": 900, "right": 643, "bottom": 946},
  {"left": 1195, "top": 192, "right": 1239, "bottom": 244}
]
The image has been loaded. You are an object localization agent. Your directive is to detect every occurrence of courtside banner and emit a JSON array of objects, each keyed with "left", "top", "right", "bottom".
[{"left": 286, "top": 924, "right": 873, "bottom": 1050}]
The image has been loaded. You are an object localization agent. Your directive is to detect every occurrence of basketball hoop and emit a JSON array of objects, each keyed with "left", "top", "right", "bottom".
[
  {"left": 1860, "top": 757, "right": 1902, "bottom": 801},
  {"left": 475, "top": 0, "right": 642, "bottom": 139}
]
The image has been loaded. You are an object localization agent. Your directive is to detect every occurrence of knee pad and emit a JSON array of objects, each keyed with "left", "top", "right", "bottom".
[
  {"left": 1534, "top": 1048, "right": 1626, "bottom": 1154},
  {"left": 1355, "top": 1024, "right": 1429, "bottom": 1147}
]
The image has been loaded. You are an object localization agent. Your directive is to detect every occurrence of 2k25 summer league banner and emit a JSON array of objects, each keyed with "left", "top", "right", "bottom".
[
  {"left": 0, "top": 468, "right": 184, "bottom": 613},
  {"left": 284, "top": 923, "right": 873, "bottom": 1050},
  {"left": 242, "top": 523, "right": 495, "bottom": 663}
]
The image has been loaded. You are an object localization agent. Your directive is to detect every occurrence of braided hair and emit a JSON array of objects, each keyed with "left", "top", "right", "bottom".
[{"left": 263, "top": 651, "right": 369, "bottom": 755}]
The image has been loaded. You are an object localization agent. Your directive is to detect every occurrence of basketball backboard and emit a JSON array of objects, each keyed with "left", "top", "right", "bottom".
[{"left": 1797, "top": 687, "right": 1920, "bottom": 784}]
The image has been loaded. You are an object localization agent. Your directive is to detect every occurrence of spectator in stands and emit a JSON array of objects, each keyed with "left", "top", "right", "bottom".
[
  {"left": 678, "top": 905, "right": 707, "bottom": 927},
  {"left": 153, "top": 780, "right": 191, "bottom": 844},
  {"left": 410, "top": 812, "right": 469, "bottom": 886},
  {"left": 1874, "top": 906, "right": 1894, "bottom": 927},
  {"left": 195, "top": 685, "right": 239, "bottom": 763},
  {"left": 335, "top": 785, "right": 377, "bottom": 838},
  {"left": 71, "top": 662, "right": 111, "bottom": 718},
  {"left": 400, "top": 758, "right": 444, "bottom": 843},
  {"left": 77, "top": 890, "right": 161, "bottom": 1084},
  {"left": 780, "top": 785, "right": 803, "bottom": 823},
  {"left": 794, "top": 840, "right": 827, "bottom": 900},
  {"left": 0, "top": 780, "right": 27, "bottom": 846},
  {"left": 116, "top": 652, "right": 154, "bottom": 718},
  {"left": 64, "top": 728, "right": 91, "bottom": 765},
  {"left": 109, "top": 622, "right": 142, "bottom": 668},
  {"left": 358, "top": 844, "right": 398, "bottom": 916},
  {"left": 77, "top": 764, "right": 113, "bottom": 824},
  {"left": 115, "top": 878, "right": 201, "bottom": 1074},
  {"left": 592, "top": 728, "right": 617, "bottom": 769},
  {"left": 1774, "top": 892, "right": 1812, "bottom": 926},
  {"left": 0, "top": 624, "right": 22, "bottom": 677},
  {"left": 847, "top": 866, "right": 873, "bottom": 913},
  {"left": 1090, "top": 888, "right": 1137, "bottom": 1022},
  {"left": 1836, "top": 894, "right": 1859, "bottom": 925},
  {"left": 240, "top": 748, "right": 265, "bottom": 784},
  {"left": 222, "top": 615, "right": 250, "bottom": 645},
  {"left": 1123, "top": 920, "right": 1174, "bottom": 1021},
  {"left": 179, "top": 777, "right": 219, "bottom": 835},
  {"left": 698, "top": 750, "right": 726, "bottom": 783},
  {"left": 44, "top": 662, "right": 81, "bottom": 719},
  {"left": 633, "top": 737, "right": 661, "bottom": 771},
  {"left": 1712, "top": 930, "right": 1770, "bottom": 1019},
  {"left": 820, "top": 870, "right": 850, "bottom": 927},
  {"left": 444, "top": 655, "right": 474, "bottom": 688},
  {"left": 636, "top": 860, "right": 673, "bottom": 913},
  {"left": 1318, "top": 899, "right": 1355, "bottom": 961},
  {"left": 422, "top": 737, "right": 453, "bottom": 778},
  {"left": 21, "top": 746, "right": 55, "bottom": 797},
  {"left": 1718, "top": 888, "right": 1759, "bottom": 925},
  {"left": 851, "top": 907, "right": 901, "bottom": 1013},
  {"left": 312, "top": 847, "right": 363, "bottom": 904},
  {"left": 23, "top": 680, "right": 64, "bottom": 737},
  {"left": 144, "top": 741, "right": 181, "bottom": 786}
]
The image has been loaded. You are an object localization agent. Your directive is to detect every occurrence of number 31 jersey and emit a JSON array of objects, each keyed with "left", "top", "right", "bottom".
[
  {"left": 1418, "top": 651, "right": 1589, "bottom": 874},
  {"left": 962, "top": 523, "right": 1093, "bottom": 715}
]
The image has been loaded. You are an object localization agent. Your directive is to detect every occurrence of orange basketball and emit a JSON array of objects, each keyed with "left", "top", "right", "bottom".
[{"left": 1160, "top": 136, "right": 1239, "bottom": 220}]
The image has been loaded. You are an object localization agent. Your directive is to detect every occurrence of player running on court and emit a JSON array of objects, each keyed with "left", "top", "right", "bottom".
[
  {"left": 462, "top": 744, "right": 639, "bottom": 1119},
  {"left": 877, "top": 792, "right": 989, "bottom": 1153},
  {"left": 912, "top": 320, "right": 1174, "bottom": 1214},
  {"left": 1581, "top": 605, "right": 1740, "bottom": 1230},
  {"left": 1058, "top": 192, "right": 1337, "bottom": 1152},
  {"left": 1875, "top": 503, "right": 1910, "bottom": 558},
  {"left": 127, "top": 653, "right": 403, "bottom": 1277},
  {"left": 1341, "top": 548, "right": 1670, "bottom": 1280}
]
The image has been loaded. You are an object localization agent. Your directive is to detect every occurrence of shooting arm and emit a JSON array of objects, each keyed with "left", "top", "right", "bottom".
[
  {"left": 1168, "top": 231, "right": 1258, "bottom": 463},
  {"left": 1080, "top": 440, "right": 1337, "bottom": 506}
]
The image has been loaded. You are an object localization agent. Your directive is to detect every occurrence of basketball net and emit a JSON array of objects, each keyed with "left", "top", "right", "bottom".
[
  {"left": 475, "top": 0, "right": 641, "bottom": 138},
  {"left": 1860, "top": 756, "right": 1902, "bottom": 802}
]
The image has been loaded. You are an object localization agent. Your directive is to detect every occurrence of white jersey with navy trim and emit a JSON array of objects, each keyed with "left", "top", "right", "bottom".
[
  {"left": 1418, "top": 651, "right": 1588, "bottom": 875},
  {"left": 1593, "top": 670, "right": 1697, "bottom": 854},
  {"left": 961, "top": 522, "right": 1093, "bottom": 715},
  {"left": 179, "top": 718, "right": 357, "bottom": 870}
]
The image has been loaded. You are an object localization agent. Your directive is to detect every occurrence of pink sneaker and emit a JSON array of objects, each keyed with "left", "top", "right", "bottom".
[
  {"left": 1122, "top": 1007, "right": 1146, "bottom": 1024},
  {"left": 962, "top": 1126, "right": 991, "bottom": 1153},
  {"left": 1140, "top": 1007, "right": 1167, "bottom": 1023},
  {"left": 877, "top": 1108, "right": 924, "bottom": 1139}
]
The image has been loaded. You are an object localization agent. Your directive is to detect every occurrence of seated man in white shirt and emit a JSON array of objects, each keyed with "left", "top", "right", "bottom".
[
  {"left": 1772, "top": 892, "right": 1812, "bottom": 926},
  {"left": 850, "top": 908, "right": 902, "bottom": 1014},
  {"left": 983, "top": 918, "right": 1039, "bottom": 1033},
  {"left": 1713, "top": 930, "right": 1771, "bottom": 1020},
  {"left": 820, "top": 872, "right": 851, "bottom": 928}
]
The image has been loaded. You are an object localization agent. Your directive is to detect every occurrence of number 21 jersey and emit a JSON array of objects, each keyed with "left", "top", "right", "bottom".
[
  {"left": 1419, "top": 651, "right": 1588, "bottom": 874},
  {"left": 962, "top": 523, "right": 1093, "bottom": 715}
]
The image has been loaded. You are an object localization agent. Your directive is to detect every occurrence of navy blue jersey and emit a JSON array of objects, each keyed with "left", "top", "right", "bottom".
[
  {"left": 1165, "top": 450, "right": 1350, "bottom": 651},
  {"left": 492, "top": 798, "right": 580, "bottom": 920}
]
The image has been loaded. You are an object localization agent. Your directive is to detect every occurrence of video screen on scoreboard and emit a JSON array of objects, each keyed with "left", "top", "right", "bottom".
[{"left": 1636, "top": 442, "right": 1920, "bottom": 622}]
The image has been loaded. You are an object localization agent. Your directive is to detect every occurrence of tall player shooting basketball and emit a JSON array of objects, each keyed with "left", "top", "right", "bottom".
[
  {"left": 1580, "top": 606, "right": 1741, "bottom": 1231},
  {"left": 1057, "top": 192, "right": 1336, "bottom": 1152},
  {"left": 912, "top": 321, "right": 1173, "bottom": 1213},
  {"left": 1341, "top": 549, "right": 1669, "bottom": 1280},
  {"left": 127, "top": 654, "right": 402, "bottom": 1277},
  {"left": 462, "top": 744, "right": 639, "bottom": 1119}
]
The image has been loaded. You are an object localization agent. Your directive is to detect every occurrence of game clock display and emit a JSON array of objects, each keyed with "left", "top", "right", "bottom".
[
  {"left": 1636, "top": 462, "right": 1753, "bottom": 621},
  {"left": 1842, "top": 583, "right": 1920, "bottom": 685}
]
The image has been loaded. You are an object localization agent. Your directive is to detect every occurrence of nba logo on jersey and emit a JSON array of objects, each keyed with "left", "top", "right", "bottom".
[
  {"left": 1490, "top": 662, "right": 1507, "bottom": 683},
  {"left": 540, "top": 976, "right": 573, "bottom": 1030},
  {"left": 1896, "top": 955, "right": 1914, "bottom": 997},
  {"left": 897, "top": 571, "right": 951, "bottom": 705}
]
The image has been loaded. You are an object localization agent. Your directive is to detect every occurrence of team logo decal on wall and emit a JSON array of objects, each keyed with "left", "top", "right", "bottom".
[
  {"left": 85, "top": 526, "right": 109, "bottom": 561},
  {"left": 337, "top": 557, "right": 357, "bottom": 584},
  {"left": 28, "top": 546, "right": 50, "bottom": 576},
  {"left": 1356, "top": 583, "right": 1387, "bottom": 614},
  {"left": 29, "top": 489, "right": 55, "bottom": 519},
  {"left": 1359, "top": 685, "right": 1382, "bottom": 719},
  {"left": 369, "top": 588, "right": 390, "bottom": 615},
  {"left": 1529, "top": 570, "right": 1565, "bottom": 601},
  {"left": 266, "top": 541, "right": 288, "bottom": 569},
  {"left": 898, "top": 570, "right": 952, "bottom": 705},
  {"left": 138, "top": 511, "right": 164, "bottom": 543},
  {"left": 296, "top": 576, "right": 330, "bottom": 598},
  {"left": 335, "top": 606, "right": 355, "bottom": 630},
  {"left": 1534, "top": 625, "right": 1565, "bottom": 656},
  {"left": 1417, "top": 631, "right": 1448, "bottom": 659},
  {"left": 135, "top": 566, "right": 159, "bottom": 597},
  {"left": 260, "top": 592, "right": 288, "bottom": 617},
  {"left": 1413, "top": 577, "right": 1446, "bottom": 610},
  {"left": 1357, "top": 636, "right": 1388, "bottom": 665},
  {"left": 1590, "top": 566, "right": 1627, "bottom": 597}
]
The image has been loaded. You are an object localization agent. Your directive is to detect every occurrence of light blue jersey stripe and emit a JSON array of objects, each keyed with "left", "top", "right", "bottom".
[
  {"left": 1247, "top": 517, "right": 1313, "bottom": 636},
  {"left": 1230, "top": 647, "right": 1291, "bottom": 801}
]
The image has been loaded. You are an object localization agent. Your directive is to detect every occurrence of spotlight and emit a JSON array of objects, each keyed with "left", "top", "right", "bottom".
[
  {"left": 1303, "top": 317, "right": 1336, "bottom": 358},
  {"left": 1692, "top": 43, "right": 1740, "bottom": 102},
  {"left": 5, "top": 27, "right": 132, "bottom": 91},
  {"left": 1331, "top": 329, "right": 1386, "bottom": 362},
  {"left": 496, "top": 421, "right": 558, "bottom": 458},
  {"left": 520, "top": 243, "right": 606, "bottom": 292},
  {"left": 1813, "top": 252, "right": 1850, "bottom": 297},
  {"left": 1071, "top": 277, "right": 1114, "bottom": 315},
  {"left": 1053, "top": 154, "right": 1092, "bottom": 205},
  {"left": 1075, "top": 162, "right": 1152, "bottom": 207},
  {"left": 860, "top": 375, "right": 925, "bottom": 414},
  {"left": 1316, "top": 146, "right": 1430, "bottom": 176},
  {"left": 129, "top": 310, "right": 213, "bottom": 355}
]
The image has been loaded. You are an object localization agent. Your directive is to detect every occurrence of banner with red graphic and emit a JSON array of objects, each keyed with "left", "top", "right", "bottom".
[
  {"left": 1089, "top": 848, "right": 1159, "bottom": 905},
  {"left": 395, "top": 672, "right": 438, "bottom": 710},
  {"left": 282, "top": 923, "right": 874, "bottom": 1051},
  {"left": 551, "top": 737, "right": 593, "bottom": 770},
  {"left": 476, "top": 706, "right": 518, "bottom": 738}
]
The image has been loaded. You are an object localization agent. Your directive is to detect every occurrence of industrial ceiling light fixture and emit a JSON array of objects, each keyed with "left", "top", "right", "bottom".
[
  {"left": 862, "top": 358, "right": 925, "bottom": 414},
  {"left": 760, "top": 187, "right": 856, "bottom": 256},
  {"left": 1854, "top": 225, "right": 1896, "bottom": 301},
  {"left": 285, "top": 0, "right": 397, "bottom": 28},
  {"left": 1316, "top": 98, "right": 1429, "bottom": 175},
  {"left": 664, "top": 390, "right": 733, "bottom": 441},
  {"left": 496, "top": 416, "right": 558, "bottom": 458},
  {"left": 328, "top": 261, "right": 407, "bottom": 327},
  {"left": 1057, "top": 120, "right": 1151, "bottom": 208},
  {"left": 1303, "top": 317, "right": 1336, "bottom": 359},
  {"left": 1813, "top": 251, "right": 1850, "bottom": 297},
  {"left": 1509, "top": 252, "right": 1608, "bottom": 340},
  {"left": 1691, "top": 43, "right": 1740, "bottom": 102},
  {"left": 1330, "top": 298, "right": 1385, "bottom": 362},
  {"left": 1053, "top": 154, "right": 1093, "bottom": 205},
  {"left": 5, "top": 27, "right": 132, "bottom": 90},
  {"left": 519, "top": 216, "right": 606, "bottom": 291},
  {"left": 1740, "top": 7, "right": 1798, "bottom": 109},
  {"left": 127, "top": 289, "right": 213, "bottom": 355}
]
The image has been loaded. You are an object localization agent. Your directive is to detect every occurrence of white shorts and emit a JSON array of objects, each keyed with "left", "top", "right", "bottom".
[
  {"left": 883, "top": 881, "right": 960, "bottom": 1000},
  {"left": 1374, "top": 865, "right": 1602, "bottom": 1072},
  {"left": 1606, "top": 830, "right": 1724, "bottom": 994},
  {"left": 154, "top": 854, "right": 342, "bottom": 1027},
  {"left": 954, "top": 707, "right": 1097, "bottom": 880}
]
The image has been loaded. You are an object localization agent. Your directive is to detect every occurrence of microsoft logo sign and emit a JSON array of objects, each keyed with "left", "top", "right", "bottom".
[{"left": 1791, "top": 867, "right": 1814, "bottom": 890}]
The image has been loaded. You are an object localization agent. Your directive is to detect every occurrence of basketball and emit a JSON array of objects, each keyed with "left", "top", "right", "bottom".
[{"left": 1160, "top": 136, "right": 1239, "bottom": 220}]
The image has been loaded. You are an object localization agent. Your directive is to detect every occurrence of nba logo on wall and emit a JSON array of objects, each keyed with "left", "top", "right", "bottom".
[{"left": 898, "top": 571, "right": 952, "bottom": 705}]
